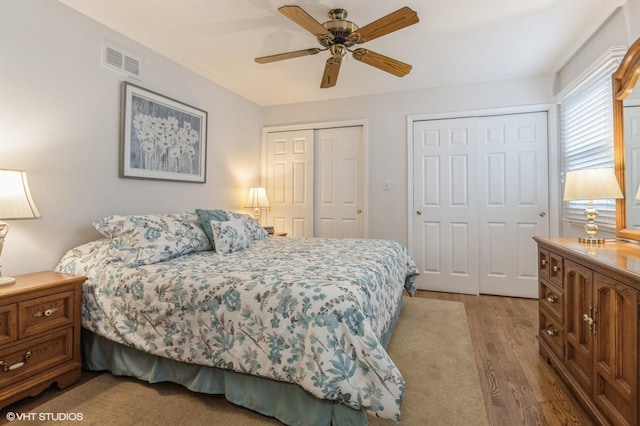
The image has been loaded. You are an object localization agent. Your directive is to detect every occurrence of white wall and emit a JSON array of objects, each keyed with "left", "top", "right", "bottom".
[
  {"left": 0, "top": 0, "right": 263, "bottom": 276},
  {"left": 553, "top": 7, "right": 632, "bottom": 96},
  {"left": 262, "top": 76, "right": 556, "bottom": 246}
]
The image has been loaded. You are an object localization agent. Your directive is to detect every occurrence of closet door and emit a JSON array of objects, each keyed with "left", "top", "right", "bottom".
[
  {"left": 412, "top": 117, "right": 480, "bottom": 294},
  {"left": 477, "top": 112, "right": 549, "bottom": 298},
  {"left": 412, "top": 111, "right": 549, "bottom": 297},
  {"left": 265, "top": 125, "right": 367, "bottom": 239},
  {"left": 265, "top": 130, "right": 314, "bottom": 237},
  {"left": 315, "top": 127, "right": 365, "bottom": 238}
]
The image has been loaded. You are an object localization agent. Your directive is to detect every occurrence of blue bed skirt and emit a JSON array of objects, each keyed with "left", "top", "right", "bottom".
[{"left": 81, "top": 296, "right": 404, "bottom": 426}]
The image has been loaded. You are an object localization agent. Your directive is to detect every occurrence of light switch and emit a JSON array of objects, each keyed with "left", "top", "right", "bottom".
[{"left": 383, "top": 180, "right": 391, "bottom": 191}]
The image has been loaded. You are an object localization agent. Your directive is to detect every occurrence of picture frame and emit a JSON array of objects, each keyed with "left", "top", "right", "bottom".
[{"left": 120, "top": 82, "right": 207, "bottom": 183}]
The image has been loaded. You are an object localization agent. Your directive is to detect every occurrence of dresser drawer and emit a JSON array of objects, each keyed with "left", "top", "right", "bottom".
[
  {"left": 0, "top": 305, "right": 17, "bottom": 345},
  {"left": 539, "top": 309, "right": 564, "bottom": 360},
  {"left": 538, "top": 248, "right": 550, "bottom": 281},
  {"left": 539, "top": 280, "right": 563, "bottom": 324},
  {"left": 548, "top": 252, "right": 564, "bottom": 288},
  {"left": 18, "top": 291, "right": 74, "bottom": 339},
  {"left": 0, "top": 328, "right": 73, "bottom": 388}
]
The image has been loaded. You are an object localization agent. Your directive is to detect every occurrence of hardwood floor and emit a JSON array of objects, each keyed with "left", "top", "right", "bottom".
[
  {"left": 1, "top": 291, "right": 594, "bottom": 425},
  {"left": 414, "top": 290, "right": 593, "bottom": 426}
]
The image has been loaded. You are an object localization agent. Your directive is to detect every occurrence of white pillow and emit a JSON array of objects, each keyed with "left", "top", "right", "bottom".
[{"left": 210, "top": 219, "right": 251, "bottom": 254}]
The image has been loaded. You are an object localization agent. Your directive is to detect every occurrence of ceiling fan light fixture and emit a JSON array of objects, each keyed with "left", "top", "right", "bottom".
[
  {"left": 321, "top": 18, "right": 358, "bottom": 47},
  {"left": 330, "top": 44, "right": 347, "bottom": 57},
  {"left": 255, "top": 6, "right": 419, "bottom": 88}
]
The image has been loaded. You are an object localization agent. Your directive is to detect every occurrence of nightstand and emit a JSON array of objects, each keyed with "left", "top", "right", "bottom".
[{"left": 0, "top": 271, "right": 85, "bottom": 409}]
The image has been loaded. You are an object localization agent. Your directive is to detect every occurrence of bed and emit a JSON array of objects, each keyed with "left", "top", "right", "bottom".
[{"left": 55, "top": 210, "right": 419, "bottom": 425}]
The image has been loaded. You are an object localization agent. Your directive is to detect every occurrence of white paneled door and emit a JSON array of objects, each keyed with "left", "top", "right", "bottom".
[
  {"left": 413, "top": 117, "right": 480, "bottom": 295},
  {"left": 476, "top": 112, "right": 549, "bottom": 297},
  {"left": 266, "top": 130, "right": 314, "bottom": 237},
  {"left": 412, "top": 112, "right": 549, "bottom": 297},
  {"left": 265, "top": 126, "right": 366, "bottom": 239},
  {"left": 315, "top": 127, "right": 364, "bottom": 238}
]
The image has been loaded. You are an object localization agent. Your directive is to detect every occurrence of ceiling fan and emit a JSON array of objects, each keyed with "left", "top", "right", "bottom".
[{"left": 255, "top": 5, "right": 419, "bottom": 88}]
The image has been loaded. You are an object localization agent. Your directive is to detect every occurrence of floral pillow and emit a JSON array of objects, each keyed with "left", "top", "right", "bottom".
[
  {"left": 195, "top": 209, "right": 269, "bottom": 247},
  {"left": 210, "top": 218, "right": 251, "bottom": 254},
  {"left": 226, "top": 212, "right": 270, "bottom": 240},
  {"left": 94, "top": 212, "right": 211, "bottom": 266}
]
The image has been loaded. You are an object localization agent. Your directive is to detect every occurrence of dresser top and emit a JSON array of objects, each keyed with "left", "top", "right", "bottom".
[{"left": 534, "top": 237, "right": 640, "bottom": 282}]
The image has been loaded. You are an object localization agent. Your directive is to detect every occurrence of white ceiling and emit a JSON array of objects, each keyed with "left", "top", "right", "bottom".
[{"left": 57, "top": 0, "right": 625, "bottom": 106}]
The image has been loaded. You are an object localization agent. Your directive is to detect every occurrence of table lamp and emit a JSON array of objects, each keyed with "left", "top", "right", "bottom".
[
  {"left": 244, "top": 187, "right": 270, "bottom": 221},
  {"left": 563, "top": 167, "right": 623, "bottom": 244},
  {"left": 0, "top": 169, "right": 41, "bottom": 286}
]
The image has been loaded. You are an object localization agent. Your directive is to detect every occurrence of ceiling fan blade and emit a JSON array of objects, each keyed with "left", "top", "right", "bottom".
[
  {"left": 321, "top": 56, "right": 342, "bottom": 88},
  {"left": 349, "top": 7, "right": 419, "bottom": 44},
  {"left": 278, "top": 5, "right": 333, "bottom": 39},
  {"left": 352, "top": 48, "right": 412, "bottom": 77},
  {"left": 255, "top": 48, "right": 322, "bottom": 64}
]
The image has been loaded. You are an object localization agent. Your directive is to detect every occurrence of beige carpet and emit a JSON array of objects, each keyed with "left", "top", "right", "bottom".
[{"left": 26, "top": 297, "right": 488, "bottom": 425}]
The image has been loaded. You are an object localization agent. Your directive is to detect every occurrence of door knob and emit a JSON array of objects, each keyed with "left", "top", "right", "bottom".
[
  {"left": 539, "top": 212, "right": 546, "bottom": 217},
  {"left": 416, "top": 210, "right": 422, "bottom": 216},
  {"left": 357, "top": 209, "right": 362, "bottom": 214}
]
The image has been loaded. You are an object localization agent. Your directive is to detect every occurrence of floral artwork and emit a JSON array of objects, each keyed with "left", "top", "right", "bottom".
[{"left": 120, "top": 83, "right": 207, "bottom": 182}]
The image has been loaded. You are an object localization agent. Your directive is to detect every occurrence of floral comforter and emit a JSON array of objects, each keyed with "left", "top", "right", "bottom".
[{"left": 56, "top": 237, "right": 419, "bottom": 421}]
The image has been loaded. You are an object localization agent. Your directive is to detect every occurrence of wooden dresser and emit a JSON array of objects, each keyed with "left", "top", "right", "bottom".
[
  {"left": 534, "top": 237, "right": 639, "bottom": 426},
  {"left": 0, "top": 271, "right": 85, "bottom": 408}
]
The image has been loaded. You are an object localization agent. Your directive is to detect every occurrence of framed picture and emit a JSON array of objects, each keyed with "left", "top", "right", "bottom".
[{"left": 120, "top": 82, "right": 207, "bottom": 183}]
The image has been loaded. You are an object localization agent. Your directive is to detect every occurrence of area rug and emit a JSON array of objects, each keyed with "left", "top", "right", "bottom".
[{"left": 26, "top": 297, "right": 488, "bottom": 425}]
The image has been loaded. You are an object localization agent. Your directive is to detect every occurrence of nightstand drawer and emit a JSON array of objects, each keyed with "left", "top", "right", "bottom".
[
  {"left": 0, "top": 328, "right": 73, "bottom": 388},
  {"left": 0, "top": 305, "right": 17, "bottom": 345},
  {"left": 18, "top": 291, "right": 74, "bottom": 339}
]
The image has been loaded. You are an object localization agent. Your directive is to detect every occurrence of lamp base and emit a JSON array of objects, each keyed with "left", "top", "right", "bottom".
[
  {"left": 578, "top": 237, "right": 606, "bottom": 245},
  {"left": 252, "top": 208, "right": 261, "bottom": 222},
  {"left": 0, "top": 276, "right": 15, "bottom": 286}
]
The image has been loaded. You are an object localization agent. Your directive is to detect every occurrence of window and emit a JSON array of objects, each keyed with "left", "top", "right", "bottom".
[{"left": 560, "top": 54, "right": 622, "bottom": 227}]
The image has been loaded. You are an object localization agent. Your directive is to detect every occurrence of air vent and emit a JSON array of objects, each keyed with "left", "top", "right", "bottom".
[{"left": 102, "top": 41, "right": 141, "bottom": 79}]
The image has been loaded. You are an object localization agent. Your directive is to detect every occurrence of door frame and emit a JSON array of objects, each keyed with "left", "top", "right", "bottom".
[
  {"left": 406, "top": 103, "right": 559, "bottom": 254},
  {"left": 261, "top": 119, "right": 370, "bottom": 237}
]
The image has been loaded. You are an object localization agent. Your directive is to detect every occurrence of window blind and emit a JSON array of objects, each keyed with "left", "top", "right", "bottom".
[{"left": 560, "top": 57, "right": 621, "bottom": 227}]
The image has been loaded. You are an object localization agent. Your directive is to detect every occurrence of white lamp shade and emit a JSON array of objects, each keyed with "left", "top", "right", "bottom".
[
  {"left": 0, "top": 169, "right": 41, "bottom": 219},
  {"left": 563, "top": 168, "right": 623, "bottom": 201},
  {"left": 244, "top": 187, "right": 270, "bottom": 209}
]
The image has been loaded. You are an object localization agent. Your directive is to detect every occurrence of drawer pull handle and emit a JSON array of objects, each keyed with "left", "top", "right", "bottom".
[
  {"left": 545, "top": 323, "right": 558, "bottom": 336},
  {"left": 33, "top": 307, "right": 58, "bottom": 318},
  {"left": 552, "top": 265, "right": 561, "bottom": 273},
  {"left": 545, "top": 291, "right": 558, "bottom": 303},
  {"left": 0, "top": 351, "right": 32, "bottom": 372},
  {"left": 540, "top": 259, "right": 548, "bottom": 266}
]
